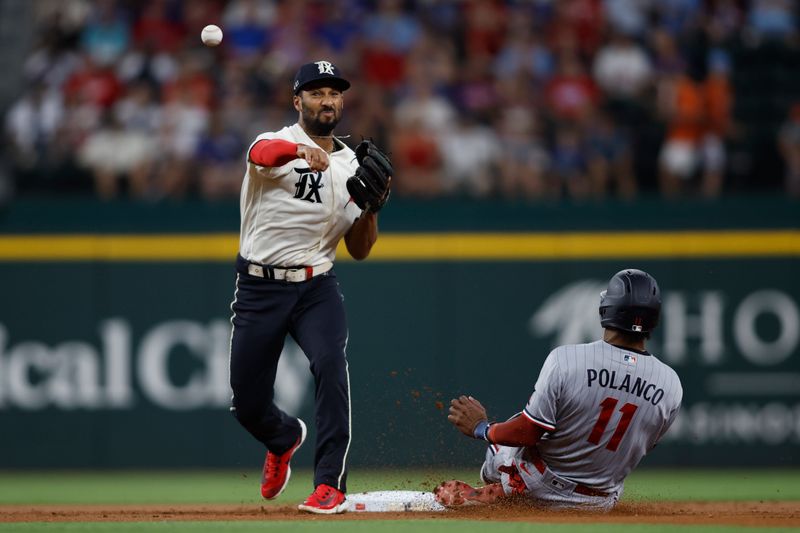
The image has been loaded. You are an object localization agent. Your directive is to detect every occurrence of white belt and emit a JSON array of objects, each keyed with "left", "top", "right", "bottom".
[{"left": 247, "top": 261, "right": 333, "bottom": 282}]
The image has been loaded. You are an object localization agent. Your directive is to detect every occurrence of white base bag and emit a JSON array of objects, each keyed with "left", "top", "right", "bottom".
[{"left": 346, "top": 490, "right": 446, "bottom": 512}]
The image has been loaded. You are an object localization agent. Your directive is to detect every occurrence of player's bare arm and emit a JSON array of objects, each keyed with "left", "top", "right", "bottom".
[
  {"left": 344, "top": 212, "right": 378, "bottom": 260},
  {"left": 448, "top": 396, "right": 545, "bottom": 446}
]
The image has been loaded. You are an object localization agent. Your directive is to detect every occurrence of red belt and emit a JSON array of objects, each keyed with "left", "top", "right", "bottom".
[{"left": 531, "top": 457, "right": 610, "bottom": 498}]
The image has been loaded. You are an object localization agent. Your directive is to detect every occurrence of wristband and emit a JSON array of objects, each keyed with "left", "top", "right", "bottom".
[{"left": 473, "top": 420, "right": 491, "bottom": 441}]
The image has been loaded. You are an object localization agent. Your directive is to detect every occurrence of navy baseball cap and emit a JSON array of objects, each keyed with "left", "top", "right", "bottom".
[{"left": 293, "top": 60, "right": 350, "bottom": 94}]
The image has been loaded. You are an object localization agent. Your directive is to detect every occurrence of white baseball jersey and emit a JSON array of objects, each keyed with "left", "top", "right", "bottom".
[
  {"left": 239, "top": 123, "right": 362, "bottom": 266},
  {"left": 523, "top": 340, "right": 682, "bottom": 493}
]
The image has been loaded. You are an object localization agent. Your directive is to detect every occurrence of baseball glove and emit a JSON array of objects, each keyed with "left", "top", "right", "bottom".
[{"left": 346, "top": 139, "right": 393, "bottom": 213}]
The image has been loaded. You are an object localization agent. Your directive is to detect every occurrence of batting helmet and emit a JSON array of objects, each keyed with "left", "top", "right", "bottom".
[{"left": 599, "top": 269, "right": 661, "bottom": 334}]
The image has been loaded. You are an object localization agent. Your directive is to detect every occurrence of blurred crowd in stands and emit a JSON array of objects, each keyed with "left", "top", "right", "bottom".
[{"left": 3, "top": 0, "right": 800, "bottom": 202}]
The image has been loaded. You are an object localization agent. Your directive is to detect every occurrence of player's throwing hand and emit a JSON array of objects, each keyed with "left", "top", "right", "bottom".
[
  {"left": 296, "top": 144, "right": 329, "bottom": 171},
  {"left": 448, "top": 395, "right": 488, "bottom": 437}
]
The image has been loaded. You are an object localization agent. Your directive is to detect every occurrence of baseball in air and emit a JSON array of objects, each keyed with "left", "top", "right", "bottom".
[{"left": 201, "top": 24, "right": 223, "bottom": 46}]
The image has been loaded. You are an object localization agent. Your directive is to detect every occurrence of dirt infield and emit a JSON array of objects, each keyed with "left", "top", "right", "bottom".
[{"left": 1, "top": 501, "right": 799, "bottom": 527}]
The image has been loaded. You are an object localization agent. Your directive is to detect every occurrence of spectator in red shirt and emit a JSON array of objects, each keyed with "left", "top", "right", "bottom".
[
  {"left": 63, "top": 54, "right": 123, "bottom": 110},
  {"left": 391, "top": 117, "right": 443, "bottom": 198},
  {"left": 463, "top": 0, "right": 508, "bottom": 59},
  {"left": 544, "top": 53, "right": 599, "bottom": 123},
  {"left": 132, "top": 0, "right": 186, "bottom": 54},
  {"left": 547, "top": 0, "right": 604, "bottom": 57},
  {"left": 360, "top": 0, "right": 421, "bottom": 90},
  {"left": 161, "top": 54, "right": 215, "bottom": 110}
]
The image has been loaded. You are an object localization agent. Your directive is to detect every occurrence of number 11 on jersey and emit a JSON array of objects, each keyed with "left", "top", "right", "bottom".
[{"left": 587, "top": 397, "right": 639, "bottom": 452}]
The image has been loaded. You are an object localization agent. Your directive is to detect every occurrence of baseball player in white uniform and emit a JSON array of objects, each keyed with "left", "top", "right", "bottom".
[
  {"left": 229, "top": 61, "right": 391, "bottom": 514},
  {"left": 437, "top": 269, "right": 682, "bottom": 511}
]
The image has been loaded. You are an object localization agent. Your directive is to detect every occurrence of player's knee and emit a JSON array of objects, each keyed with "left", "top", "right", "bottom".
[
  {"left": 230, "top": 394, "right": 262, "bottom": 426},
  {"left": 309, "top": 350, "right": 346, "bottom": 376}
]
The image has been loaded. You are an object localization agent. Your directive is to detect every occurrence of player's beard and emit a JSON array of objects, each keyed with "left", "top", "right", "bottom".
[{"left": 301, "top": 105, "right": 341, "bottom": 137}]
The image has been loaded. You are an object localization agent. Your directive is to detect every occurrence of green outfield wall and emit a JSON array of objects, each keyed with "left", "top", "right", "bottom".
[{"left": 0, "top": 196, "right": 797, "bottom": 468}]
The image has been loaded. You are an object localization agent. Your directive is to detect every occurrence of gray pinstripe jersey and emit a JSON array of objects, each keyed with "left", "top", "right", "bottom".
[{"left": 523, "top": 340, "right": 682, "bottom": 493}]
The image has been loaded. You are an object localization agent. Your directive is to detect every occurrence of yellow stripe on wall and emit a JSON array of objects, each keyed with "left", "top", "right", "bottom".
[
  {"left": 0, "top": 230, "right": 797, "bottom": 262},
  {"left": 0, "top": 234, "right": 239, "bottom": 261},
  {"left": 365, "top": 231, "right": 800, "bottom": 260}
]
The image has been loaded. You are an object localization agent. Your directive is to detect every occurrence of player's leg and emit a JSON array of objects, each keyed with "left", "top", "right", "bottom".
[
  {"left": 289, "top": 274, "right": 351, "bottom": 493},
  {"left": 515, "top": 461, "right": 618, "bottom": 511},
  {"left": 229, "top": 272, "right": 304, "bottom": 452},
  {"left": 481, "top": 412, "right": 527, "bottom": 484},
  {"left": 480, "top": 444, "right": 503, "bottom": 484}
]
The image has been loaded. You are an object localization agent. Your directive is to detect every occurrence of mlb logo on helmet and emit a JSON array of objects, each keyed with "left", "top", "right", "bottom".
[{"left": 632, "top": 316, "right": 643, "bottom": 332}]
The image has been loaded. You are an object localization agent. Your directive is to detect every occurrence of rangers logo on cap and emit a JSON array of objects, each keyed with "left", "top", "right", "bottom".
[
  {"left": 292, "top": 60, "right": 351, "bottom": 94},
  {"left": 316, "top": 61, "right": 335, "bottom": 75}
]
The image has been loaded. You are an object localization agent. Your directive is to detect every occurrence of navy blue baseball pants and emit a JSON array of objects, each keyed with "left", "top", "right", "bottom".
[{"left": 229, "top": 255, "right": 351, "bottom": 492}]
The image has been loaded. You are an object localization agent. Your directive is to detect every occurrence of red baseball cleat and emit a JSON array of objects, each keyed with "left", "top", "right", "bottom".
[
  {"left": 260, "top": 419, "right": 307, "bottom": 500},
  {"left": 297, "top": 483, "right": 348, "bottom": 514}
]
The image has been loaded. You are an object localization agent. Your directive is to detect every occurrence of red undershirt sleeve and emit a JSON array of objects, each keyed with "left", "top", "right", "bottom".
[
  {"left": 248, "top": 139, "right": 299, "bottom": 168},
  {"left": 487, "top": 414, "right": 546, "bottom": 447}
]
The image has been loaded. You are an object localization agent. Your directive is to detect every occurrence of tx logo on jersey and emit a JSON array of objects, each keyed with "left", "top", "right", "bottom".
[
  {"left": 293, "top": 168, "right": 324, "bottom": 203},
  {"left": 315, "top": 60, "right": 335, "bottom": 75}
]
